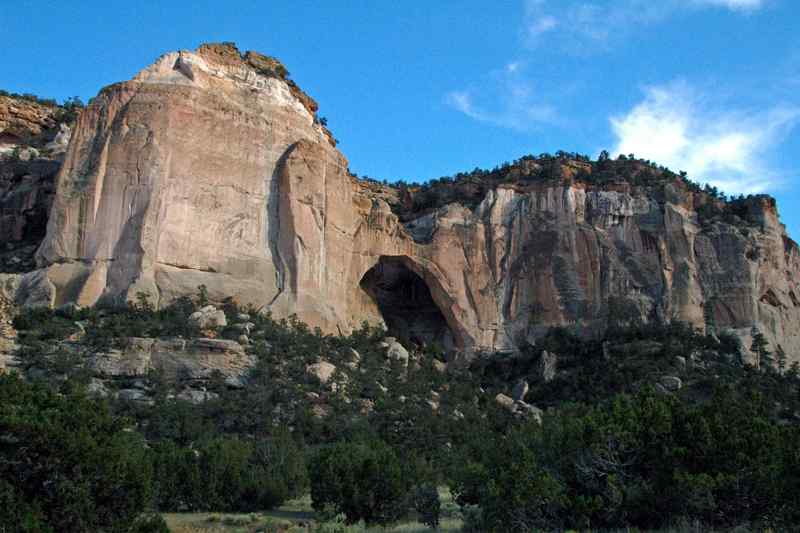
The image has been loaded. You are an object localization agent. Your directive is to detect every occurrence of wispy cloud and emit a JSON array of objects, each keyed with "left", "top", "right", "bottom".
[
  {"left": 523, "top": 0, "right": 766, "bottom": 51},
  {"left": 445, "top": 65, "right": 559, "bottom": 131},
  {"left": 610, "top": 81, "right": 799, "bottom": 193},
  {"left": 692, "top": 0, "right": 764, "bottom": 11},
  {"left": 525, "top": 13, "right": 558, "bottom": 39}
]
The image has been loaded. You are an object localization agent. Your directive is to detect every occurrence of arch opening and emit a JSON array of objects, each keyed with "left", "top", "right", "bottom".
[{"left": 360, "top": 256, "right": 457, "bottom": 352}]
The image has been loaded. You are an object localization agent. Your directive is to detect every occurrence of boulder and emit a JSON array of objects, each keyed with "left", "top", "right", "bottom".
[
  {"left": 495, "top": 393, "right": 516, "bottom": 412},
  {"left": 538, "top": 350, "right": 557, "bottom": 382},
  {"left": 512, "top": 379, "right": 529, "bottom": 402},
  {"left": 15, "top": 270, "right": 56, "bottom": 307},
  {"left": 91, "top": 338, "right": 155, "bottom": 377},
  {"left": 232, "top": 321, "right": 256, "bottom": 334},
  {"left": 660, "top": 375, "right": 683, "bottom": 391},
  {"left": 44, "top": 123, "right": 71, "bottom": 154},
  {"left": 514, "top": 401, "right": 543, "bottom": 423},
  {"left": 117, "top": 389, "right": 149, "bottom": 402},
  {"left": 188, "top": 305, "right": 227, "bottom": 329},
  {"left": 311, "top": 404, "right": 329, "bottom": 419},
  {"left": 192, "top": 337, "right": 243, "bottom": 353},
  {"left": 177, "top": 389, "right": 219, "bottom": 404},
  {"left": 86, "top": 378, "right": 110, "bottom": 398},
  {"left": 348, "top": 348, "right": 361, "bottom": 363},
  {"left": 359, "top": 398, "right": 375, "bottom": 414},
  {"left": 306, "top": 361, "right": 336, "bottom": 384},
  {"left": 385, "top": 340, "right": 409, "bottom": 367}
]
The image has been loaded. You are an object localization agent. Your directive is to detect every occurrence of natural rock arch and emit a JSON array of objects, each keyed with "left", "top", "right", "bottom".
[{"left": 359, "top": 255, "right": 467, "bottom": 352}]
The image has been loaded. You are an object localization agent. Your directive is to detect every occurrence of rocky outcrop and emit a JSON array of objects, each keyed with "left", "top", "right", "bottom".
[
  {"left": 188, "top": 305, "right": 227, "bottom": 330},
  {"left": 306, "top": 361, "right": 336, "bottom": 384},
  {"left": 0, "top": 95, "right": 61, "bottom": 151},
  {"left": 35, "top": 43, "right": 335, "bottom": 311},
  {"left": 0, "top": 95, "right": 72, "bottom": 273},
  {"left": 0, "top": 288, "right": 19, "bottom": 373},
  {"left": 538, "top": 351, "right": 557, "bottom": 383},
  {"left": 90, "top": 336, "right": 254, "bottom": 387},
  {"left": 511, "top": 379, "right": 529, "bottom": 402},
  {"left": 13, "top": 43, "right": 800, "bottom": 366}
]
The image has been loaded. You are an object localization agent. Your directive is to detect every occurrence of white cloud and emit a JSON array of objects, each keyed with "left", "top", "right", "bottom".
[
  {"left": 692, "top": 0, "right": 764, "bottom": 11},
  {"left": 524, "top": 0, "right": 766, "bottom": 50},
  {"left": 610, "top": 82, "right": 799, "bottom": 193},
  {"left": 526, "top": 14, "right": 558, "bottom": 39},
  {"left": 445, "top": 72, "right": 558, "bottom": 131},
  {"left": 446, "top": 91, "right": 482, "bottom": 120}
]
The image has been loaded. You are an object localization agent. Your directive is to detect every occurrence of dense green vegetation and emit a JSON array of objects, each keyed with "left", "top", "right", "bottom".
[
  {"left": 309, "top": 439, "right": 411, "bottom": 525},
  {"left": 355, "top": 150, "right": 778, "bottom": 230},
  {"left": 452, "top": 388, "right": 800, "bottom": 531},
  {"left": 0, "top": 375, "right": 152, "bottom": 532},
  {"left": 3, "top": 294, "right": 800, "bottom": 531}
]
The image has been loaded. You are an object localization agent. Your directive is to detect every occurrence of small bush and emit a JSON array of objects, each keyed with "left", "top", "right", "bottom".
[
  {"left": 459, "top": 505, "right": 484, "bottom": 533},
  {"left": 151, "top": 431, "right": 305, "bottom": 513},
  {"left": 412, "top": 484, "right": 441, "bottom": 530},
  {"left": 309, "top": 438, "right": 412, "bottom": 525},
  {"left": 130, "top": 514, "right": 171, "bottom": 533}
]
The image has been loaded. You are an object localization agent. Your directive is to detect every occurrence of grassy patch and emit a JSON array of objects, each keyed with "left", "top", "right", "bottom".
[{"left": 164, "top": 490, "right": 463, "bottom": 533}]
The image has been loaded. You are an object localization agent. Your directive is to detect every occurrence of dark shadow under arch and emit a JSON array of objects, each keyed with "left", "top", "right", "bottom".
[{"left": 360, "top": 256, "right": 458, "bottom": 352}]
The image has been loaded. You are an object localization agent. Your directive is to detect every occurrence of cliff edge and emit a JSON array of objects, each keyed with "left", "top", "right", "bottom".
[{"left": 5, "top": 43, "right": 799, "bottom": 364}]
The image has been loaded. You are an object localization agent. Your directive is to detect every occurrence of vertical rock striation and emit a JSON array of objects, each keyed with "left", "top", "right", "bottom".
[
  {"left": 18, "top": 43, "right": 800, "bottom": 364},
  {"left": 36, "top": 43, "right": 334, "bottom": 309}
]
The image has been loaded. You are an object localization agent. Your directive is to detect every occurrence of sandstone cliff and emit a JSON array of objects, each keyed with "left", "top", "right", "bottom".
[{"left": 8, "top": 43, "right": 800, "bottom": 364}]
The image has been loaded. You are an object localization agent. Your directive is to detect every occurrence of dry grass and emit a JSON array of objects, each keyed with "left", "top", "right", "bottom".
[
  {"left": 163, "top": 490, "right": 463, "bottom": 533},
  {"left": 163, "top": 490, "right": 744, "bottom": 533}
]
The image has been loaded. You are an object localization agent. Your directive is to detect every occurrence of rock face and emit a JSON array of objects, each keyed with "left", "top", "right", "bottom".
[
  {"left": 0, "top": 95, "right": 69, "bottom": 273},
  {"left": 0, "top": 95, "right": 62, "bottom": 152},
  {"left": 90, "top": 336, "right": 254, "bottom": 386},
  {"left": 0, "top": 159, "right": 59, "bottom": 250},
  {"left": 35, "top": 43, "right": 334, "bottom": 311},
  {"left": 538, "top": 351, "right": 557, "bottom": 383},
  {"left": 14, "top": 43, "right": 800, "bottom": 365}
]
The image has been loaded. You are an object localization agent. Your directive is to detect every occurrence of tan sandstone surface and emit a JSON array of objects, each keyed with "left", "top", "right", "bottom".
[{"left": 6, "top": 43, "right": 798, "bottom": 363}]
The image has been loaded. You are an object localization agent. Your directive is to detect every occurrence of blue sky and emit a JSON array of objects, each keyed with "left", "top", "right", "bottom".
[{"left": 2, "top": 0, "right": 799, "bottom": 236}]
